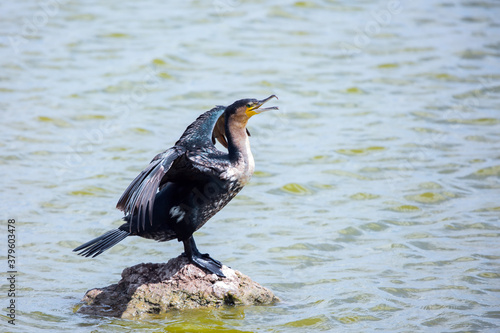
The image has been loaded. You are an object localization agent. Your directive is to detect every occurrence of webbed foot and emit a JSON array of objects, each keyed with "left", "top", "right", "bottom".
[
  {"left": 201, "top": 253, "right": 222, "bottom": 267},
  {"left": 190, "top": 252, "right": 225, "bottom": 278},
  {"left": 182, "top": 236, "right": 225, "bottom": 278}
]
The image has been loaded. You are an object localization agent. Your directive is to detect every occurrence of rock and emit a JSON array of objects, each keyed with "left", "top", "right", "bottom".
[{"left": 77, "top": 255, "right": 278, "bottom": 319}]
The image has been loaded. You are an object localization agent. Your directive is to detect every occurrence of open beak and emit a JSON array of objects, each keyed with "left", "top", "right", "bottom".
[{"left": 251, "top": 95, "right": 279, "bottom": 114}]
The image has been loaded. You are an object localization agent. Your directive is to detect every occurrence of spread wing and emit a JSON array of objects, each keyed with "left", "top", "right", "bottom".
[
  {"left": 116, "top": 147, "right": 184, "bottom": 231},
  {"left": 116, "top": 105, "right": 230, "bottom": 232}
]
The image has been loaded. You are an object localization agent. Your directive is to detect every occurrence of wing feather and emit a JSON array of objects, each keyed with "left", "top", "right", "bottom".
[
  {"left": 115, "top": 105, "right": 230, "bottom": 233},
  {"left": 212, "top": 114, "right": 228, "bottom": 148},
  {"left": 116, "top": 147, "right": 184, "bottom": 232}
]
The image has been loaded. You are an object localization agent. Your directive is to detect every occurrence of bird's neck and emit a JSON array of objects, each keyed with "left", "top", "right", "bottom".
[{"left": 225, "top": 117, "right": 255, "bottom": 178}]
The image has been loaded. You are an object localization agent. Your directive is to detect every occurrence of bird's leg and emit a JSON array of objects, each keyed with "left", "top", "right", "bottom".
[
  {"left": 182, "top": 236, "right": 225, "bottom": 278},
  {"left": 188, "top": 237, "right": 223, "bottom": 268}
]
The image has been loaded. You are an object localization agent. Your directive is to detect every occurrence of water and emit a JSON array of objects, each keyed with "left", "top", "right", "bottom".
[{"left": 1, "top": 0, "right": 500, "bottom": 331}]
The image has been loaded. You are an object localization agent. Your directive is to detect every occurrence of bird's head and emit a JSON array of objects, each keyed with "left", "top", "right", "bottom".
[
  {"left": 212, "top": 95, "right": 278, "bottom": 148},
  {"left": 226, "top": 95, "right": 279, "bottom": 123}
]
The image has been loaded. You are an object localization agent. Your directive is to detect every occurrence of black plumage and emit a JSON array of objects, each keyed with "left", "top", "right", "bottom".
[{"left": 74, "top": 96, "right": 278, "bottom": 277}]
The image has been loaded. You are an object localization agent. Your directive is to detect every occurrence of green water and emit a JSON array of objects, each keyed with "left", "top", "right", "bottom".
[{"left": 2, "top": 1, "right": 500, "bottom": 332}]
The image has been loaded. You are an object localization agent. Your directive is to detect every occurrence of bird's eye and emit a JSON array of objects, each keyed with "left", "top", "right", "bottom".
[{"left": 246, "top": 103, "right": 252, "bottom": 108}]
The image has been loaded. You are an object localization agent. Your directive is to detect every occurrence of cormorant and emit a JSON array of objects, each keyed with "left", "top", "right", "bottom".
[{"left": 73, "top": 95, "right": 278, "bottom": 277}]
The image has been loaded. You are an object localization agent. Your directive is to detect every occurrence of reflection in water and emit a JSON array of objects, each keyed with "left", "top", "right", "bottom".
[{"left": 1, "top": 0, "right": 500, "bottom": 331}]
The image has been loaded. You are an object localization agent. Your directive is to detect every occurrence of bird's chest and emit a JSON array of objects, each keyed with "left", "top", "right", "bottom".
[{"left": 220, "top": 156, "right": 255, "bottom": 186}]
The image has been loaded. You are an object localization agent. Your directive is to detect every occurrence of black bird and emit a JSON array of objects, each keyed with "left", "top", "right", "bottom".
[{"left": 73, "top": 95, "right": 278, "bottom": 277}]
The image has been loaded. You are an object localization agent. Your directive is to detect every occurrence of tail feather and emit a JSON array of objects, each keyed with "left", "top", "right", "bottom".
[{"left": 73, "top": 229, "right": 130, "bottom": 258}]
